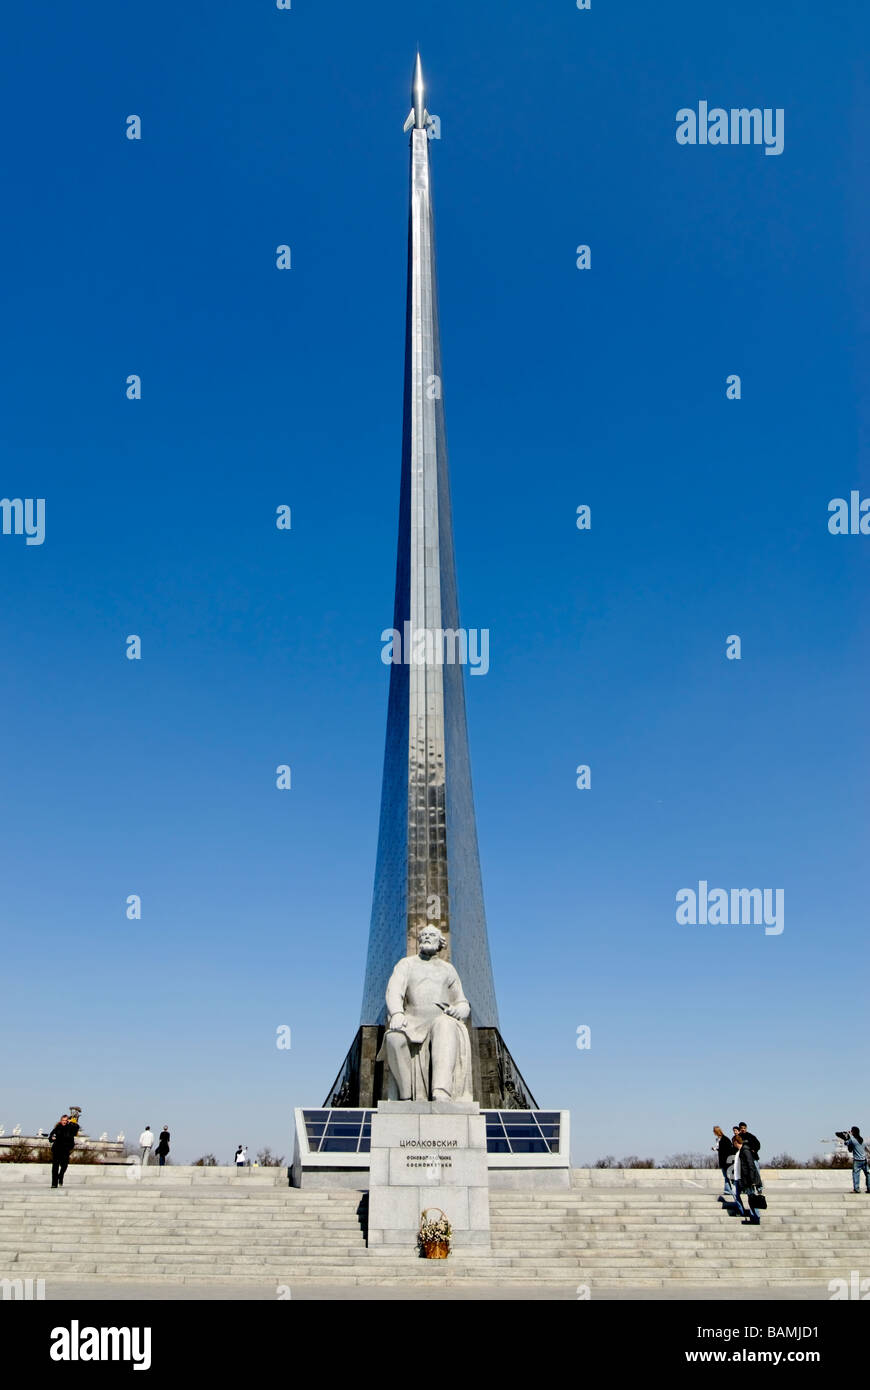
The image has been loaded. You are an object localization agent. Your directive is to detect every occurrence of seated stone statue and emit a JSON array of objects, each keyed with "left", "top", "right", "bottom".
[{"left": 378, "top": 925, "right": 472, "bottom": 1102}]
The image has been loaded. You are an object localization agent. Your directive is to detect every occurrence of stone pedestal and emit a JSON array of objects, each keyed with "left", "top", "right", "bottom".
[{"left": 367, "top": 1101, "right": 491, "bottom": 1250}]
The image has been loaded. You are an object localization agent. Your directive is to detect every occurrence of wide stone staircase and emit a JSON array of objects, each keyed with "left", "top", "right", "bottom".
[
  {"left": 488, "top": 1187, "right": 870, "bottom": 1291},
  {"left": 1, "top": 1167, "right": 867, "bottom": 1290}
]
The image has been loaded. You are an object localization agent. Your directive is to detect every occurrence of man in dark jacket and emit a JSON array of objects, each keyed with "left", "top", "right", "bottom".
[
  {"left": 49, "top": 1115, "right": 79, "bottom": 1189},
  {"left": 155, "top": 1127, "right": 171, "bottom": 1168},
  {"left": 731, "top": 1133, "right": 764, "bottom": 1224},
  {"left": 737, "top": 1122, "right": 761, "bottom": 1161}
]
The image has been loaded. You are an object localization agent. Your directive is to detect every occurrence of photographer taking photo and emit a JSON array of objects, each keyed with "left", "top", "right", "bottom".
[{"left": 839, "top": 1127, "right": 870, "bottom": 1194}]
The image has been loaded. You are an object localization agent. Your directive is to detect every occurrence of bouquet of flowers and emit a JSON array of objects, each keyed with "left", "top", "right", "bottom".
[{"left": 418, "top": 1207, "right": 452, "bottom": 1258}]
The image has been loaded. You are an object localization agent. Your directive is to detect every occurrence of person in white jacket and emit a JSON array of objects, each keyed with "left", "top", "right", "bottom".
[{"left": 139, "top": 1126, "right": 154, "bottom": 1166}]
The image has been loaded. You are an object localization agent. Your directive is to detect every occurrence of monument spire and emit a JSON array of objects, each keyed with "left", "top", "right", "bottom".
[
  {"left": 411, "top": 51, "right": 426, "bottom": 129},
  {"left": 360, "top": 54, "right": 500, "bottom": 1032},
  {"left": 326, "top": 58, "right": 536, "bottom": 1109}
]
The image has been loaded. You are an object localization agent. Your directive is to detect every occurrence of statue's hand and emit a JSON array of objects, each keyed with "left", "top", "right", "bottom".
[
  {"left": 444, "top": 1006, "right": 462, "bottom": 1019},
  {"left": 388, "top": 1013, "right": 408, "bottom": 1032}
]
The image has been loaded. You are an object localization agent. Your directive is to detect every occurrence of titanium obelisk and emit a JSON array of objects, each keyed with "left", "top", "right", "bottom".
[{"left": 327, "top": 57, "right": 535, "bottom": 1110}]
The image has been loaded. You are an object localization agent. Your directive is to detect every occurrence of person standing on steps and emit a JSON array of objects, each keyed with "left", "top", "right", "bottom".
[
  {"left": 737, "top": 1122, "right": 761, "bottom": 1162},
  {"left": 731, "top": 1132, "right": 764, "bottom": 1225},
  {"left": 712, "top": 1125, "right": 735, "bottom": 1199},
  {"left": 139, "top": 1125, "right": 154, "bottom": 1166},
  {"left": 155, "top": 1125, "right": 170, "bottom": 1168},
  {"left": 49, "top": 1114, "right": 79, "bottom": 1189},
  {"left": 235, "top": 1145, "right": 247, "bottom": 1169},
  {"left": 845, "top": 1127, "right": 869, "bottom": 1193}
]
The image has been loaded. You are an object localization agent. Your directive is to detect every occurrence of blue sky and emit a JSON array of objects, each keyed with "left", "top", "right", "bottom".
[{"left": 1, "top": 0, "right": 866, "bottom": 1165}]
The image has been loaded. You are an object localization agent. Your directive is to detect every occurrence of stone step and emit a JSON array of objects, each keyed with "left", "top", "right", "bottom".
[
  {"left": 20, "top": 1200, "right": 851, "bottom": 1210},
  {"left": 15, "top": 1237, "right": 845, "bottom": 1254},
  {"left": 5, "top": 1255, "right": 827, "bottom": 1274},
  {"left": 497, "top": 1196, "right": 862, "bottom": 1204},
  {"left": 499, "top": 1235, "right": 870, "bottom": 1243},
  {"left": 493, "top": 1201, "right": 863, "bottom": 1210},
  {"left": 0, "top": 1251, "right": 844, "bottom": 1273},
  {"left": 4, "top": 1242, "right": 849, "bottom": 1257},
  {"left": 3, "top": 1251, "right": 853, "bottom": 1270},
  {"left": 7, "top": 1206, "right": 852, "bottom": 1221},
  {"left": 1, "top": 1250, "right": 373, "bottom": 1263},
  {"left": 0, "top": 1223, "right": 364, "bottom": 1236},
  {"left": 492, "top": 1202, "right": 863, "bottom": 1213},
  {"left": 495, "top": 1213, "right": 868, "bottom": 1224},
  {"left": 489, "top": 1236, "right": 865, "bottom": 1249},
  {"left": 493, "top": 1202, "right": 860, "bottom": 1209},
  {"left": 1, "top": 1266, "right": 847, "bottom": 1282},
  {"left": 492, "top": 1215, "right": 870, "bottom": 1224},
  {"left": 0, "top": 1216, "right": 364, "bottom": 1226},
  {"left": 0, "top": 1203, "right": 361, "bottom": 1212},
  {"left": 3, "top": 1257, "right": 815, "bottom": 1273},
  {"left": 0, "top": 1218, "right": 361, "bottom": 1228},
  {"left": 2, "top": 1265, "right": 838, "bottom": 1285},
  {"left": 8, "top": 1236, "right": 862, "bottom": 1255},
  {"left": 0, "top": 1199, "right": 361, "bottom": 1205},
  {"left": 0, "top": 1195, "right": 357, "bottom": 1206},
  {"left": 5, "top": 1191, "right": 856, "bottom": 1206}
]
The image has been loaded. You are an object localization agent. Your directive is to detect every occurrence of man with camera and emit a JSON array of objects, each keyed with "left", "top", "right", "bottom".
[{"left": 837, "top": 1128, "right": 869, "bottom": 1193}]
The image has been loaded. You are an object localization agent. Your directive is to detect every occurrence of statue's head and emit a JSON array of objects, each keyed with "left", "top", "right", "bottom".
[{"left": 417, "top": 924, "right": 446, "bottom": 954}]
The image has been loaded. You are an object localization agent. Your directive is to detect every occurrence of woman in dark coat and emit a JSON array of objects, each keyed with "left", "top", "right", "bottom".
[
  {"left": 155, "top": 1126, "right": 170, "bottom": 1167},
  {"left": 731, "top": 1132, "right": 764, "bottom": 1224}
]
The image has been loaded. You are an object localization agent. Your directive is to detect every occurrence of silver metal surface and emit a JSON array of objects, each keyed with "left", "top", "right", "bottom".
[
  {"left": 360, "top": 61, "right": 500, "bottom": 1029},
  {"left": 412, "top": 51, "right": 426, "bottom": 129}
]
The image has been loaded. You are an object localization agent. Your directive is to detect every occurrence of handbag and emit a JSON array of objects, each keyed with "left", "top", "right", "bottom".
[{"left": 750, "top": 1190, "right": 767, "bottom": 1209}]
